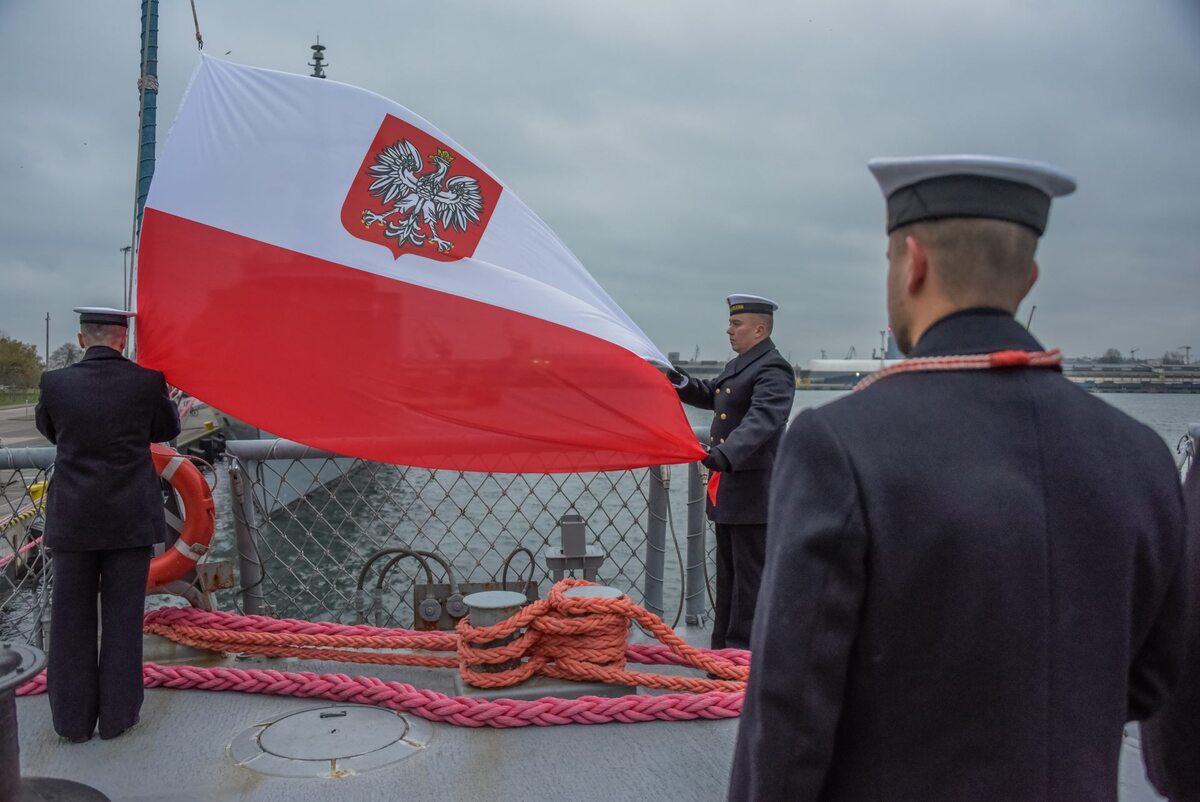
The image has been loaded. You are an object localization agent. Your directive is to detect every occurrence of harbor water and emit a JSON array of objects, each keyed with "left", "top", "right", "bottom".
[{"left": 198, "top": 390, "right": 1199, "bottom": 628}]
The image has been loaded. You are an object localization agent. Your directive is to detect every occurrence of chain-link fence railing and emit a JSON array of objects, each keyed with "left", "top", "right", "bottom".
[
  {"left": 4, "top": 419, "right": 1197, "bottom": 645},
  {"left": 0, "top": 449, "right": 55, "bottom": 647},
  {"left": 0, "top": 435, "right": 722, "bottom": 644},
  {"left": 224, "top": 439, "right": 712, "bottom": 629}
]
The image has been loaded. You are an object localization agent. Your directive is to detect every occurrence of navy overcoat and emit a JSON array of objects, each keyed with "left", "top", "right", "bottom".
[
  {"left": 677, "top": 337, "right": 795, "bottom": 524},
  {"left": 1141, "top": 462, "right": 1200, "bottom": 802},
  {"left": 36, "top": 346, "right": 181, "bottom": 550},
  {"left": 730, "top": 309, "right": 1189, "bottom": 802}
]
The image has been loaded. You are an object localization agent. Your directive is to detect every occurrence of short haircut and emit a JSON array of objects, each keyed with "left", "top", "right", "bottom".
[
  {"left": 80, "top": 322, "right": 125, "bottom": 347},
  {"left": 749, "top": 312, "right": 774, "bottom": 335},
  {"left": 891, "top": 218, "right": 1038, "bottom": 307}
]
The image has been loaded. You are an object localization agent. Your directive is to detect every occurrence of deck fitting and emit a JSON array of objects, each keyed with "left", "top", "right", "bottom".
[{"left": 229, "top": 704, "right": 430, "bottom": 779}]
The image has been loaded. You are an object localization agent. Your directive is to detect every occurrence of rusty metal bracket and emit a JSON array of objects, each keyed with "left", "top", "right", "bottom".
[{"left": 195, "top": 560, "right": 235, "bottom": 592}]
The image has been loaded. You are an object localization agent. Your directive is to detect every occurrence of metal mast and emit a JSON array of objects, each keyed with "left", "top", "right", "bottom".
[
  {"left": 309, "top": 38, "right": 327, "bottom": 78},
  {"left": 133, "top": 0, "right": 159, "bottom": 241},
  {"left": 125, "top": 0, "right": 160, "bottom": 356}
]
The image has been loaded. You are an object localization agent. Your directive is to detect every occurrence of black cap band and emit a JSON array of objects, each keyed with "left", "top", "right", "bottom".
[
  {"left": 728, "top": 302, "right": 775, "bottom": 315},
  {"left": 79, "top": 312, "right": 130, "bottom": 327},
  {"left": 886, "top": 175, "right": 1052, "bottom": 235}
]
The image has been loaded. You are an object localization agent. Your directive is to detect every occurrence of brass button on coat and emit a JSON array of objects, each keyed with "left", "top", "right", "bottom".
[{"left": 720, "top": 413, "right": 727, "bottom": 420}]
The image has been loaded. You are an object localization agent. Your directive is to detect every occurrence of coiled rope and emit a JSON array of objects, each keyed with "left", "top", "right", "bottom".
[{"left": 17, "top": 579, "right": 750, "bottom": 728}]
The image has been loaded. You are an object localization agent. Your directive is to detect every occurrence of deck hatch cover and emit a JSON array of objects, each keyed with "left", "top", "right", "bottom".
[{"left": 229, "top": 704, "right": 431, "bottom": 778}]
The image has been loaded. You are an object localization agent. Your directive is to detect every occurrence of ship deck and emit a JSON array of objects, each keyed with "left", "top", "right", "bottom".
[
  {"left": 13, "top": 629, "right": 1165, "bottom": 802},
  {"left": 14, "top": 626, "right": 741, "bottom": 802}
]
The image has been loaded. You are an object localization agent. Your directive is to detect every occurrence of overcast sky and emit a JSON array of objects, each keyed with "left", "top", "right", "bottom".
[{"left": 1, "top": 0, "right": 1197, "bottom": 365}]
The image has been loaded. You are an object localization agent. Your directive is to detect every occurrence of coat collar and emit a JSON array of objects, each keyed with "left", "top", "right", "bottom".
[
  {"left": 907, "top": 308, "right": 1044, "bottom": 359},
  {"left": 717, "top": 337, "right": 777, "bottom": 382},
  {"left": 81, "top": 345, "right": 127, "bottom": 362}
]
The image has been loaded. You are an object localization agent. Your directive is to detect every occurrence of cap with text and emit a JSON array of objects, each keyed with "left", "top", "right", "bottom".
[
  {"left": 867, "top": 155, "right": 1076, "bottom": 235},
  {"left": 726, "top": 294, "right": 778, "bottom": 315}
]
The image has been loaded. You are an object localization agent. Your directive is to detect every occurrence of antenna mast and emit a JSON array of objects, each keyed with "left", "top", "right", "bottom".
[{"left": 309, "top": 37, "right": 328, "bottom": 78}]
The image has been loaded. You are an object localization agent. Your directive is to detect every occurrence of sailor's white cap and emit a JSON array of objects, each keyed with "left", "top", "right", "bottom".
[
  {"left": 867, "top": 155, "right": 1076, "bottom": 235},
  {"left": 73, "top": 307, "right": 135, "bottom": 327},
  {"left": 726, "top": 294, "right": 778, "bottom": 315}
]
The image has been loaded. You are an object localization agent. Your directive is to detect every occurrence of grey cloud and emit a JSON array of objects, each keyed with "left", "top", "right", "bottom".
[{"left": 1, "top": 0, "right": 1196, "bottom": 364}]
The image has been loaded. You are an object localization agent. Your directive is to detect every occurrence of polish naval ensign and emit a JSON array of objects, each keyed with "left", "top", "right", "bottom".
[{"left": 341, "top": 114, "right": 502, "bottom": 261}]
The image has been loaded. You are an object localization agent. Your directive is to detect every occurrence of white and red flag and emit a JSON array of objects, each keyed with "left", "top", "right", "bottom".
[{"left": 138, "top": 56, "right": 703, "bottom": 472}]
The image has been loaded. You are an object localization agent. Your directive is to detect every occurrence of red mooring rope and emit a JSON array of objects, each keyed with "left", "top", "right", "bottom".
[{"left": 17, "top": 580, "right": 750, "bottom": 728}]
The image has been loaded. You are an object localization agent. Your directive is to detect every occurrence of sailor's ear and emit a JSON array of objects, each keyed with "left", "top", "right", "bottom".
[
  {"left": 905, "top": 234, "right": 928, "bottom": 293},
  {"left": 1023, "top": 260, "right": 1040, "bottom": 297}
]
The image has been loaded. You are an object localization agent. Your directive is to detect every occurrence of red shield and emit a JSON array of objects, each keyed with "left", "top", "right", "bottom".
[{"left": 341, "top": 115, "right": 502, "bottom": 261}]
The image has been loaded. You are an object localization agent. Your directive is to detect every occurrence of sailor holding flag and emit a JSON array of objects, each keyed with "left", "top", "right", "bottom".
[{"left": 669, "top": 296, "right": 795, "bottom": 650}]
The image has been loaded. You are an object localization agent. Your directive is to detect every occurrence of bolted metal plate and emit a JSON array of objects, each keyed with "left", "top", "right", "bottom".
[
  {"left": 0, "top": 642, "right": 46, "bottom": 694},
  {"left": 229, "top": 704, "right": 430, "bottom": 779}
]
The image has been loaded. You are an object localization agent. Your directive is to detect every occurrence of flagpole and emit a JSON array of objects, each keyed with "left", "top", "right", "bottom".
[{"left": 128, "top": 0, "right": 159, "bottom": 358}]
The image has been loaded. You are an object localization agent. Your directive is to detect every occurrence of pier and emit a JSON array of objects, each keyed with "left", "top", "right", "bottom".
[
  {"left": 0, "top": 399, "right": 226, "bottom": 452},
  {"left": 0, "top": 400, "right": 228, "bottom": 549}
]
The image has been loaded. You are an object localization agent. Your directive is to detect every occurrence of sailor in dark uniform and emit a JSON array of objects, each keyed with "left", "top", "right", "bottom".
[
  {"left": 35, "top": 307, "right": 181, "bottom": 742},
  {"left": 668, "top": 295, "right": 795, "bottom": 649},
  {"left": 1141, "top": 460, "right": 1200, "bottom": 802},
  {"left": 729, "top": 157, "right": 1189, "bottom": 801}
]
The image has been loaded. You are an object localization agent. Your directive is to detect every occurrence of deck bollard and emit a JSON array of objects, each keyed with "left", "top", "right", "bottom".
[
  {"left": 457, "top": 587, "right": 637, "bottom": 700},
  {"left": 561, "top": 585, "right": 624, "bottom": 603},
  {"left": 0, "top": 642, "right": 111, "bottom": 801},
  {"left": 461, "top": 590, "right": 528, "bottom": 677},
  {"left": 561, "top": 585, "right": 627, "bottom": 632}
]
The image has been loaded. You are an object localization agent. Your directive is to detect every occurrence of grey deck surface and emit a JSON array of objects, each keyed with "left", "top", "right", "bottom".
[
  {"left": 15, "top": 626, "right": 740, "bottom": 802},
  {"left": 14, "top": 687, "right": 1167, "bottom": 801},
  {"left": 14, "top": 631, "right": 1167, "bottom": 802}
]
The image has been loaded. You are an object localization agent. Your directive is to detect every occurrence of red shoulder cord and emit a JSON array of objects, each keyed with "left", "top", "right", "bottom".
[
  {"left": 853, "top": 349, "right": 1063, "bottom": 392},
  {"left": 708, "top": 348, "right": 1062, "bottom": 508}
]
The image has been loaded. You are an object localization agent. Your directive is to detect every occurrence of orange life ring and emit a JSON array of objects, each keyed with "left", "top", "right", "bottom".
[{"left": 148, "top": 443, "right": 215, "bottom": 589}]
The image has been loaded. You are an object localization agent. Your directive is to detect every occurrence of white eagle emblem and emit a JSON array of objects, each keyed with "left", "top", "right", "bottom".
[{"left": 360, "top": 141, "right": 485, "bottom": 254}]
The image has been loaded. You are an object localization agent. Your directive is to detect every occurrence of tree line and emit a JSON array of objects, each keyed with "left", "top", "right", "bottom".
[{"left": 0, "top": 333, "right": 84, "bottom": 389}]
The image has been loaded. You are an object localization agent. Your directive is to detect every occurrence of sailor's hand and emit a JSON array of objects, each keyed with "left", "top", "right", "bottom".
[
  {"left": 666, "top": 365, "right": 690, "bottom": 389},
  {"left": 701, "top": 448, "right": 730, "bottom": 472}
]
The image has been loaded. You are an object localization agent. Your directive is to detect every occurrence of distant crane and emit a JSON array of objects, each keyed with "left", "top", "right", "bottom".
[
  {"left": 845, "top": 345, "right": 857, "bottom": 359},
  {"left": 1130, "top": 347, "right": 1140, "bottom": 363},
  {"left": 1182, "top": 346, "right": 1192, "bottom": 365},
  {"left": 691, "top": 345, "right": 700, "bottom": 362}
]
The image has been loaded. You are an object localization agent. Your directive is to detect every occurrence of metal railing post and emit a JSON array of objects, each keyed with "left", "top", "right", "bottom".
[
  {"left": 685, "top": 462, "right": 707, "bottom": 625},
  {"left": 642, "top": 466, "right": 667, "bottom": 618},
  {"left": 685, "top": 425, "right": 710, "bottom": 626},
  {"left": 1187, "top": 424, "right": 1199, "bottom": 478},
  {"left": 229, "top": 459, "right": 267, "bottom": 615}
]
